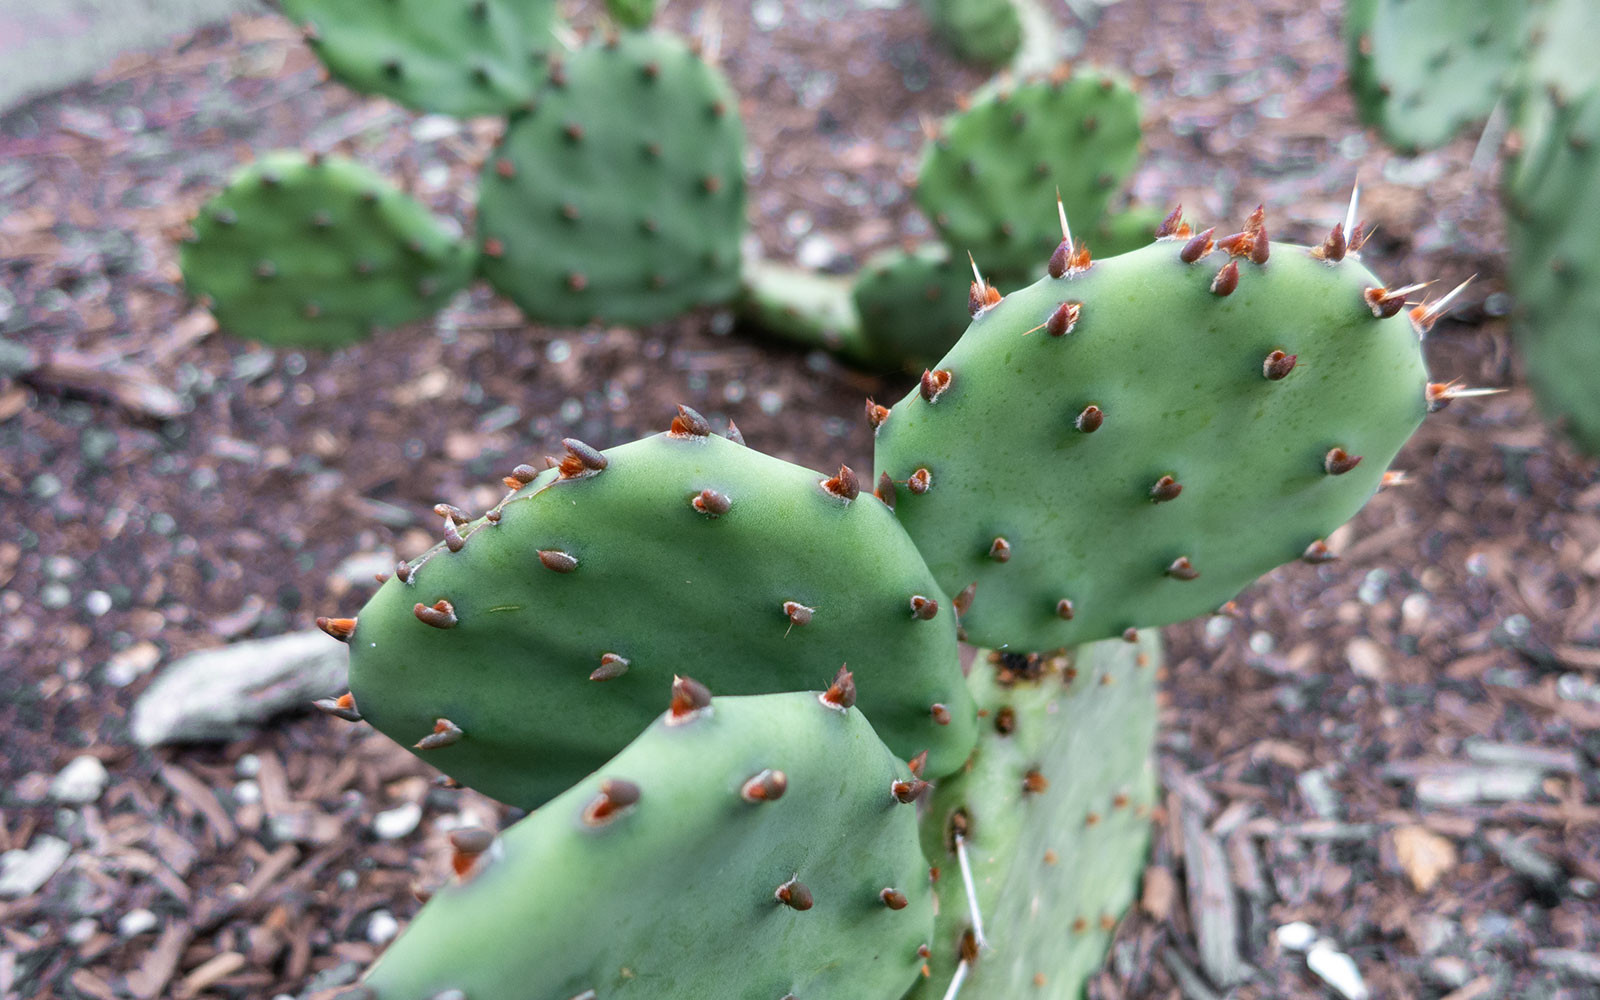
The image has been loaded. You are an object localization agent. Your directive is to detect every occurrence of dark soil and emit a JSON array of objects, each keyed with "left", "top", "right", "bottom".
[{"left": 1, "top": 1, "right": 1598, "bottom": 998}]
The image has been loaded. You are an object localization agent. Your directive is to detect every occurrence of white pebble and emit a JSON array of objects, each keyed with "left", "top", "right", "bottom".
[
  {"left": 1274, "top": 922, "right": 1318, "bottom": 953},
  {"left": 0, "top": 836, "right": 71, "bottom": 898},
  {"left": 1307, "top": 940, "right": 1370, "bottom": 1000},
  {"left": 366, "top": 909, "right": 400, "bottom": 945},
  {"left": 118, "top": 908, "right": 159, "bottom": 937},
  {"left": 51, "top": 755, "right": 109, "bottom": 804},
  {"left": 373, "top": 801, "right": 423, "bottom": 840}
]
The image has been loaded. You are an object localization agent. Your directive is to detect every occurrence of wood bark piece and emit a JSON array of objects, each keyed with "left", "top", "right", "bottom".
[
  {"left": 130, "top": 630, "right": 348, "bottom": 746},
  {"left": 1180, "top": 804, "right": 1248, "bottom": 988}
]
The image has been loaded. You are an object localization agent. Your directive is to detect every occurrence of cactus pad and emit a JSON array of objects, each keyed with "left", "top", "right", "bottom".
[
  {"left": 873, "top": 222, "right": 1431, "bottom": 651},
  {"left": 181, "top": 153, "right": 476, "bottom": 348},
  {"left": 909, "top": 634, "right": 1160, "bottom": 1000},
  {"left": 342, "top": 419, "right": 975, "bottom": 807},
  {"left": 1503, "top": 1, "right": 1600, "bottom": 452},
  {"left": 476, "top": 32, "right": 746, "bottom": 327},
  {"left": 282, "top": 0, "right": 559, "bottom": 116},
  {"left": 1345, "top": 0, "right": 1526, "bottom": 152},
  {"left": 852, "top": 244, "right": 974, "bottom": 372},
  {"left": 916, "top": 71, "right": 1142, "bottom": 278},
  {"left": 360, "top": 690, "right": 935, "bottom": 1000},
  {"left": 919, "top": 0, "right": 1022, "bottom": 67}
]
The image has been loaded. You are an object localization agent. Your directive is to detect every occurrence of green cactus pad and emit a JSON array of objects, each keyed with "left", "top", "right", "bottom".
[
  {"left": 852, "top": 244, "right": 974, "bottom": 373},
  {"left": 737, "top": 262, "right": 871, "bottom": 364},
  {"left": 919, "top": 0, "right": 1022, "bottom": 67},
  {"left": 909, "top": 634, "right": 1160, "bottom": 1000},
  {"left": 873, "top": 228, "right": 1431, "bottom": 651},
  {"left": 916, "top": 71, "right": 1142, "bottom": 278},
  {"left": 181, "top": 153, "right": 476, "bottom": 348},
  {"left": 282, "top": 0, "right": 558, "bottom": 116},
  {"left": 605, "top": 0, "right": 656, "bottom": 29},
  {"left": 345, "top": 422, "right": 975, "bottom": 807},
  {"left": 476, "top": 32, "right": 746, "bottom": 327},
  {"left": 1345, "top": 0, "right": 1526, "bottom": 153},
  {"left": 1503, "top": 1, "right": 1600, "bottom": 452},
  {"left": 360, "top": 690, "right": 935, "bottom": 1000}
]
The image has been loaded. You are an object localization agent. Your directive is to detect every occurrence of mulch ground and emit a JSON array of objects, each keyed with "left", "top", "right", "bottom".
[{"left": 2, "top": 1, "right": 1598, "bottom": 998}]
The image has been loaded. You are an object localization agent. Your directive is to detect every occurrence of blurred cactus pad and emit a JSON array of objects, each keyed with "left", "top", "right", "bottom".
[{"left": 179, "top": 152, "right": 476, "bottom": 348}]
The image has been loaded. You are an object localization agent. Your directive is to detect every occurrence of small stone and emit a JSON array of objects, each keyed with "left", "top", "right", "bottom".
[
  {"left": 373, "top": 801, "right": 423, "bottom": 840},
  {"left": 1275, "top": 922, "right": 1317, "bottom": 953},
  {"left": 1306, "top": 940, "right": 1369, "bottom": 1000},
  {"left": 104, "top": 641, "right": 161, "bottom": 687},
  {"left": 66, "top": 918, "right": 98, "bottom": 944},
  {"left": 233, "top": 780, "right": 261, "bottom": 805},
  {"left": 1345, "top": 637, "right": 1387, "bottom": 681},
  {"left": 118, "top": 908, "right": 159, "bottom": 938},
  {"left": 51, "top": 755, "right": 109, "bottom": 804},
  {"left": 235, "top": 753, "right": 261, "bottom": 778},
  {"left": 0, "top": 835, "right": 71, "bottom": 897},
  {"left": 366, "top": 909, "right": 400, "bottom": 945},
  {"left": 84, "top": 590, "right": 112, "bottom": 616}
]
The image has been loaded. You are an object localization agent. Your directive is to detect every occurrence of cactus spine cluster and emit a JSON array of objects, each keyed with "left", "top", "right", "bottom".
[{"left": 310, "top": 184, "right": 1476, "bottom": 997}]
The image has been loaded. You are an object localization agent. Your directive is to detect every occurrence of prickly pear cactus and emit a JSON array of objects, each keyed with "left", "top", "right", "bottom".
[
  {"left": 910, "top": 634, "right": 1160, "bottom": 1000},
  {"left": 1502, "top": 0, "right": 1600, "bottom": 452},
  {"left": 916, "top": 71, "right": 1141, "bottom": 278},
  {"left": 281, "top": 0, "right": 559, "bottom": 116},
  {"left": 873, "top": 212, "right": 1431, "bottom": 651},
  {"left": 852, "top": 244, "right": 974, "bottom": 372},
  {"left": 181, "top": 153, "right": 476, "bottom": 348},
  {"left": 357, "top": 688, "right": 935, "bottom": 1000},
  {"left": 919, "top": 0, "right": 1022, "bottom": 67},
  {"left": 332, "top": 413, "right": 975, "bottom": 807},
  {"left": 1345, "top": 0, "right": 1527, "bottom": 152},
  {"left": 605, "top": 0, "right": 656, "bottom": 29},
  {"left": 476, "top": 32, "right": 746, "bottom": 327}
]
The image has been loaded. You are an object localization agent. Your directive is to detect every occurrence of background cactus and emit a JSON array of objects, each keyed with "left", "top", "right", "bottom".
[
  {"left": 874, "top": 214, "right": 1433, "bottom": 651},
  {"left": 1344, "top": 0, "right": 1600, "bottom": 454},
  {"left": 914, "top": 71, "right": 1145, "bottom": 280},
  {"left": 179, "top": 152, "right": 476, "bottom": 348},
  {"left": 336, "top": 416, "right": 975, "bottom": 808},
  {"left": 359, "top": 688, "right": 936, "bottom": 1000},
  {"left": 476, "top": 31, "right": 746, "bottom": 327},
  {"left": 281, "top": 0, "right": 560, "bottom": 116},
  {"left": 918, "top": 0, "right": 1023, "bottom": 67},
  {"left": 1500, "top": 0, "right": 1600, "bottom": 451},
  {"left": 1344, "top": 0, "right": 1526, "bottom": 153}
]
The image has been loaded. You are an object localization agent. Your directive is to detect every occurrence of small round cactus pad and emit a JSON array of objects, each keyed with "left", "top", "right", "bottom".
[
  {"left": 909, "top": 634, "right": 1160, "bottom": 1000},
  {"left": 281, "top": 0, "right": 559, "bottom": 116},
  {"left": 476, "top": 31, "right": 746, "bottom": 327},
  {"left": 916, "top": 70, "right": 1142, "bottom": 279},
  {"left": 181, "top": 153, "right": 476, "bottom": 348},
  {"left": 357, "top": 689, "right": 935, "bottom": 1000},
  {"left": 339, "top": 414, "right": 975, "bottom": 808},
  {"left": 873, "top": 214, "right": 1431, "bottom": 651}
]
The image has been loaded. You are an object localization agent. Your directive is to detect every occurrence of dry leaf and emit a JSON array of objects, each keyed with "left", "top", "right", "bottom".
[{"left": 1392, "top": 824, "right": 1457, "bottom": 892}]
